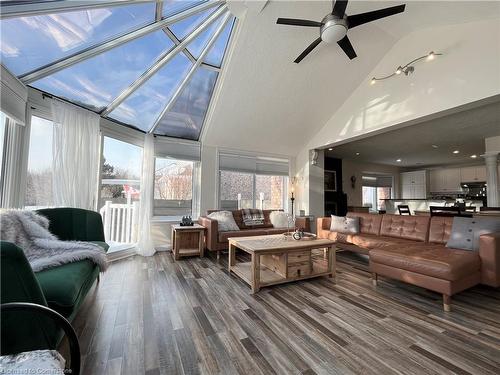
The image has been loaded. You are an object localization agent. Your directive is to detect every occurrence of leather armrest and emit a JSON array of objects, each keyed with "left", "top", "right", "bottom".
[
  {"left": 316, "top": 217, "right": 331, "bottom": 238},
  {"left": 479, "top": 232, "right": 500, "bottom": 287},
  {"left": 198, "top": 216, "right": 218, "bottom": 251}
]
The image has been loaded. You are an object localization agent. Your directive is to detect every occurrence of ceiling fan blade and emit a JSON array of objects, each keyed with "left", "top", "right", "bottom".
[
  {"left": 332, "top": 0, "right": 348, "bottom": 18},
  {"left": 294, "top": 37, "right": 322, "bottom": 63},
  {"left": 347, "top": 4, "right": 406, "bottom": 29},
  {"left": 276, "top": 18, "right": 323, "bottom": 27},
  {"left": 337, "top": 35, "right": 357, "bottom": 59}
]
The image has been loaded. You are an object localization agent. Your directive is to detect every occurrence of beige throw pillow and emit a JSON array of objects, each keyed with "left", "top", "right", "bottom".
[{"left": 207, "top": 211, "right": 240, "bottom": 232}]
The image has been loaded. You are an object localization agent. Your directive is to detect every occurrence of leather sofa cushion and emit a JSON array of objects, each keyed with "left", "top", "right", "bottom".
[
  {"left": 380, "top": 214, "right": 430, "bottom": 242},
  {"left": 370, "top": 244, "right": 481, "bottom": 281},
  {"left": 429, "top": 216, "right": 454, "bottom": 244},
  {"left": 208, "top": 209, "right": 274, "bottom": 230},
  {"left": 265, "top": 228, "right": 289, "bottom": 235},
  {"left": 347, "top": 212, "right": 382, "bottom": 235},
  {"left": 350, "top": 234, "right": 415, "bottom": 249},
  {"left": 218, "top": 229, "right": 268, "bottom": 242}
]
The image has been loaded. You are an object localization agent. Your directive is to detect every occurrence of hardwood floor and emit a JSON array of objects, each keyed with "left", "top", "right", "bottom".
[{"left": 73, "top": 251, "right": 500, "bottom": 375}]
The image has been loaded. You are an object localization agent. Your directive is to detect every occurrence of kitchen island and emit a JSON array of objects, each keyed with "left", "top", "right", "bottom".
[{"left": 382, "top": 199, "right": 484, "bottom": 215}]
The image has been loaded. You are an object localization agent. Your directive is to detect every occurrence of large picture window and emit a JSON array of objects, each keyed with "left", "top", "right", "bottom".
[
  {"left": 25, "top": 115, "right": 54, "bottom": 209},
  {"left": 100, "top": 136, "right": 142, "bottom": 208},
  {"left": 219, "top": 171, "right": 287, "bottom": 210},
  {"left": 154, "top": 157, "right": 194, "bottom": 217}
]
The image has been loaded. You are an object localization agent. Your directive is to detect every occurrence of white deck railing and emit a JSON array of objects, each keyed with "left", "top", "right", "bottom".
[{"left": 99, "top": 199, "right": 139, "bottom": 244}]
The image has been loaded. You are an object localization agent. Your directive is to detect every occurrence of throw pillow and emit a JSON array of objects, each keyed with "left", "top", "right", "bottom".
[
  {"left": 446, "top": 216, "right": 500, "bottom": 251},
  {"left": 269, "top": 211, "right": 289, "bottom": 228},
  {"left": 207, "top": 211, "right": 240, "bottom": 232},
  {"left": 330, "top": 215, "right": 360, "bottom": 234}
]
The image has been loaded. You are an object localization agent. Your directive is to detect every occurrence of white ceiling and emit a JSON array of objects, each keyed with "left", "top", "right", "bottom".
[
  {"left": 326, "top": 97, "right": 500, "bottom": 167},
  {"left": 202, "top": 1, "right": 500, "bottom": 156}
]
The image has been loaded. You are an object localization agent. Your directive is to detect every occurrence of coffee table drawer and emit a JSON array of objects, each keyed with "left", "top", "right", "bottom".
[
  {"left": 288, "top": 261, "right": 311, "bottom": 278},
  {"left": 288, "top": 250, "right": 311, "bottom": 264}
]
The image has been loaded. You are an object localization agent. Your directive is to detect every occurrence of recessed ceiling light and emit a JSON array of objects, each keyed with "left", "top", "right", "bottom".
[
  {"left": 328, "top": 148, "right": 333, "bottom": 151},
  {"left": 431, "top": 144, "right": 438, "bottom": 149},
  {"left": 453, "top": 150, "right": 460, "bottom": 154},
  {"left": 396, "top": 159, "right": 402, "bottom": 162},
  {"left": 470, "top": 154, "right": 477, "bottom": 158},
  {"left": 355, "top": 152, "right": 360, "bottom": 156}
]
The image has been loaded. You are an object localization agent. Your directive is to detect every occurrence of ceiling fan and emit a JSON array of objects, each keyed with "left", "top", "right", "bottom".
[{"left": 277, "top": 0, "right": 406, "bottom": 63}]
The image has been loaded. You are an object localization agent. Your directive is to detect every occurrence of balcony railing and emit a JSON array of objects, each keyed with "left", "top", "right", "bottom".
[{"left": 99, "top": 199, "right": 139, "bottom": 244}]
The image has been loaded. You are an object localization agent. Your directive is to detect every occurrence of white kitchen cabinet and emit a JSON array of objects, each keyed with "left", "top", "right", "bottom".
[
  {"left": 400, "top": 170, "right": 427, "bottom": 198},
  {"left": 460, "top": 166, "right": 486, "bottom": 182},
  {"left": 429, "top": 168, "right": 461, "bottom": 192}
]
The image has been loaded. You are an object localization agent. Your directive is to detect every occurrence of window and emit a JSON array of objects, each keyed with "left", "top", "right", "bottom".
[
  {"left": 219, "top": 170, "right": 253, "bottom": 209},
  {"left": 219, "top": 171, "right": 287, "bottom": 210},
  {"left": 100, "top": 136, "right": 142, "bottom": 208},
  {"left": 362, "top": 186, "right": 392, "bottom": 212},
  {"left": 154, "top": 158, "right": 194, "bottom": 217},
  {"left": 25, "top": 115, "right": 54, "bottom": 208},
  {"left": 255, "top": 175, "right": 286, "bottom": 210}
]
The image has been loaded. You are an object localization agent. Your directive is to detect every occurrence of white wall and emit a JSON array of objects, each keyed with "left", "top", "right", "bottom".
[
  {"left": 294, "top": 18, "right": 500, "bottom": 215},
  {"left": 306, "top": 18, "right": 500, "bottom": 150}
]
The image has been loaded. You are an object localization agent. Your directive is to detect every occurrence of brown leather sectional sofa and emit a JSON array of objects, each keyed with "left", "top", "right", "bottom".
[
  {"left": 317, "top": 212, "right": 500, "bottom": 311},
  {"left": 199, "top": 209, "right": 308, "bottom": 257}
]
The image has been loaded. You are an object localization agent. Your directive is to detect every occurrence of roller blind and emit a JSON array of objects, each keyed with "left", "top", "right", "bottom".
[
  {"left": 219, "top": 151, "right": 289, "bottom": 176},
  {"left": 362, "top": 175, "right": 393, "bottom": 188},
  {"left": 155, "top": 136, "right": 201, "bottom": 161},
  {"left": 1, "top": 65, "right": 27, "bottom": 125}
]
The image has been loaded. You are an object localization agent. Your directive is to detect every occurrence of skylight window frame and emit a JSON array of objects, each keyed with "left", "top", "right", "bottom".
[
  {"left": 149, "top": 11, "right": 232, "bottom": 134},
  {"left": 101, "top": 4, "right": 228, "bottom": 117},
  {"left": 18, "top": 0, "right": 224, "bottom": 84}
]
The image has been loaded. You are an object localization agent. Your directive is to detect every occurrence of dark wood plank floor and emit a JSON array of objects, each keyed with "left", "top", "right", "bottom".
[{"left": 73, "top": 251, "right": 500, "bottom": 375}]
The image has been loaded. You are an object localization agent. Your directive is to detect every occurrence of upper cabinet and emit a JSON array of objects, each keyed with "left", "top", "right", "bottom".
[
  {"left": 400, "top": 170, "right": 427, "bottom": 198},
  {"left": 460, "top": 166, "right": 486, "bottom": 182},
  {"left": 429, "top": 168, "right": 461, "bottom": 192}
]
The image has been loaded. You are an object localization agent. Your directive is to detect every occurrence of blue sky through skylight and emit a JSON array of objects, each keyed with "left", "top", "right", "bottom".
[
  {"left": 108, "top": 53, "right": 193, "bottom": 131},
  {"left": 31, "top": 31, "right": 174, "bottom": 112},
  {"left": 168, "top": 7, "right": 216, "bottom": 40},
  {"left": 203, "top": 18, "right": 235, "bottom": 67},
  {"left": 0, "top": 3, "right": 155, "bottom": 76},
  {"left": 155, "top": 67, "right": 218, "bottom": 140}
]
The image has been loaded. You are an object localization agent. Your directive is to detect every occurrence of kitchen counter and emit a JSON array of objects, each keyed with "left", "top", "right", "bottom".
[{"left": 383, "top": 199, "right": 483, "bottom": 215}]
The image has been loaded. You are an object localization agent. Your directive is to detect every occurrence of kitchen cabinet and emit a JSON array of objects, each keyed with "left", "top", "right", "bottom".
[
  {"left": 460, "top": 166, "right": 486, "bottom": 182},
  {"left": 429, "top": 168, "right": 461, "bottom": 192},
  {"left": 400, "top": 170, "right": 427, "bottom": 198}
]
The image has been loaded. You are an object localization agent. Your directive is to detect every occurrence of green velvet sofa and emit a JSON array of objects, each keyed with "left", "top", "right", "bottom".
[{"left": 1, "top": 208, "right": 108, "bottom": 355}]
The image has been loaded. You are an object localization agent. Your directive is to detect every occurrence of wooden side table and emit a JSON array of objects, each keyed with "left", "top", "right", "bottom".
[{"left": 171, "top": 224, "right": 205, "bottom": 260}]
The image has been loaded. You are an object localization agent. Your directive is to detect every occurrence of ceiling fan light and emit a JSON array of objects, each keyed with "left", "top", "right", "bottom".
[{"left": 320, "top": 16, "right": 347, "bottom": 44}]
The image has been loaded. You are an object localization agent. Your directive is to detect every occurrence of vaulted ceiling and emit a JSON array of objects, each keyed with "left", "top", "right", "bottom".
[{"left": 202, "top": 1, "right": 500, "bottom": 156}]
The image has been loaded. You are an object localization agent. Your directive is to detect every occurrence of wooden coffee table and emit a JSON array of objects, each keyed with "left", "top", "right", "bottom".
[{"left": 228, "top": 234, "right": 336, "bottom": 293}]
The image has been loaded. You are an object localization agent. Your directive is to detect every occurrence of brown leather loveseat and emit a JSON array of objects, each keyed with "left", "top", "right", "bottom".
[
  {"left": 199, "top": 210, "right": 308, "bottom": 257},
  {"left": 317, "top": 213, "right": 500, "bottom": 311}
]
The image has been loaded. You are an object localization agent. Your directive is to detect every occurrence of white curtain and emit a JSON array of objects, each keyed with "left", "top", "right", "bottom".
[
  {"left": 137, "top": 133, "right": 156, "bottom": 256},
  {"left": 51, "top": 100, "right": 100, "bottom": 210}
]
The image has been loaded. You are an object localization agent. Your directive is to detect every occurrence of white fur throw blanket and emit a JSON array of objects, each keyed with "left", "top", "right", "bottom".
[{"left": 0, "top": 210, "right": 107, "bottom": 272}]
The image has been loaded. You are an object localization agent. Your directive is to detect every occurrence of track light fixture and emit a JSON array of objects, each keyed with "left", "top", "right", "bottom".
[{"left": 370, "top": 51, "right": 442, "bottom": 84}]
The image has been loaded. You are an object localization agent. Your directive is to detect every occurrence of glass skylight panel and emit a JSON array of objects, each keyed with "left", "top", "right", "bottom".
[
  {"left": 0, "top": 3, "right": 155, "bottom": 76},
  {"left": 162, "top": 0, "right": 207, "bottom": 18},
  {"left": 108, "top": 54, "right": 192, "bottom": 132},
  {"left": 168, "top": 7, "right": 216, "bottom": 40},
  {"left": 154, "top": 67, "right": 218, "bottom": 140},
  {"left": 185, "top": 13, "right": 227, "bottom": 59},
  {"left": 203, "top": 17, "right": 235, "bottom": 67},
  {"left": 31, "top": 31, "right": 174, "bottom": 112}
]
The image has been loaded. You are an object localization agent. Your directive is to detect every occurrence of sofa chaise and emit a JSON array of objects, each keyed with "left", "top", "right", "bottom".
[
  {"left": 1, "top": 207, "right": 108, "bottom": 355},
  {"left": 317, "top": 212, "right": 500, "bottom": 311}
]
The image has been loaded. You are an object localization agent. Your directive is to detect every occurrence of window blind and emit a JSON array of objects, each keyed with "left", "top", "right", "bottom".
[
  {"left": 155, "top": 136, "right": 201, "bottom": 162},
  {"left": 1, "top": 65, "right": 27, "bottom": 125},
  {"left": 362, "top": 175, "right": 393, "bottom": 188},
  {"left": 219, "top": 151, "right": 289, "bottom": 176}
]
